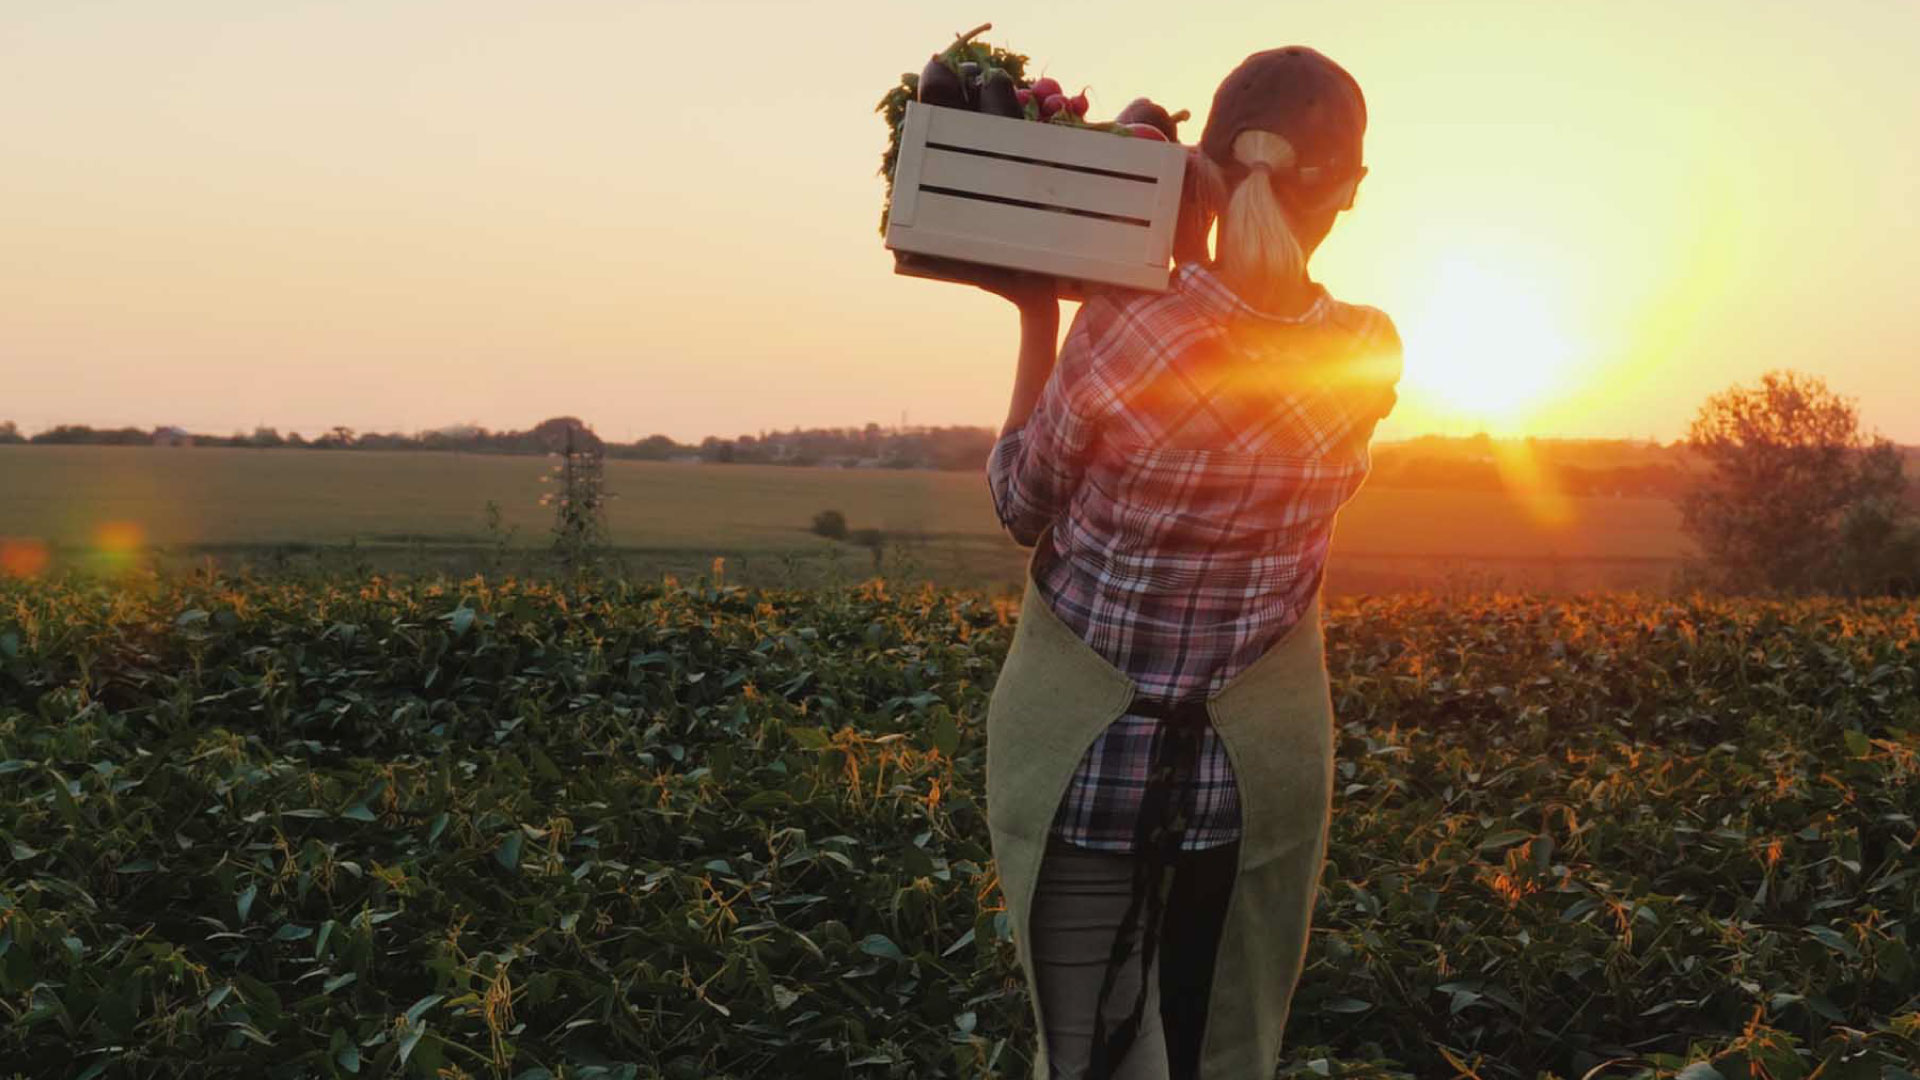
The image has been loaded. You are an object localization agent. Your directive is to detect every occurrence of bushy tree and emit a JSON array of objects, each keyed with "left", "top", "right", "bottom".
[
  {"left": 0, "top": 421, "right": 22, "bottom": 444},
  {"left": 1679, "top": 370, "right": 1914, "bottom": 594}
]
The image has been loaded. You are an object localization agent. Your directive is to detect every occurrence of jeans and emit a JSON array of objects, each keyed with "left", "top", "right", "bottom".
[{"left": 1028, "top": 833, "right": 1241, "bottom": 1080}]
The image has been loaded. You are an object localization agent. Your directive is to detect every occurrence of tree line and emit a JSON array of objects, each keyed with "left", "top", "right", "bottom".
[
  {"left": 0, "top": 416, "right": 1708, "bottom": 495},
  {"left": 0, "top": 418, "right": 998, "bottom": 471}
]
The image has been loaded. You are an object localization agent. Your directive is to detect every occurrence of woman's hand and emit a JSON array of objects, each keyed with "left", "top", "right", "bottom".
[
  {"left": 999, "top": 277, "right": 1062, "bottom": 437},
  {"left": 968, "top": 265, "right": 1057, "bottom": 314},
  {"left": 893, "top": 252, "right": 1058, "bottom": 313}
]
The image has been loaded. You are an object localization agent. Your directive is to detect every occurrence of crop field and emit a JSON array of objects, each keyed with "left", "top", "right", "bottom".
[
  {"left": 0, "top": 447, "right": 1688, "bottom": 592},
  {"left": 1, "top": 573, "right": 1915, "bottom": 1078}
]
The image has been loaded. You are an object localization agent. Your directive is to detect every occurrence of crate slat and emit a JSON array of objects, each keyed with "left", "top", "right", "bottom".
[
  {"left": 1143, "top": 142, "right": 1188, "bottom": 268},
  {"left": 885, "top": 102, "right": 1187, "bottom": 293},
  {"left": 921, "top": 103, "right": 1173, "bottom": 177},
  {"left": 919, "top": 147, "right": 1161, "bottom": 221},
  {"left": 891, "top": 226, "right": 1169, "bottom": 292},
  {"left": 908, "top": 191, "right": 1150, "bottom": 265}
]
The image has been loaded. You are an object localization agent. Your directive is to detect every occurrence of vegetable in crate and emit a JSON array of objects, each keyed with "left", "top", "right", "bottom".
[
  {"left": 958, "top": 61, "right": 983, "bottom": 106},
  {"left": 1115, "top": 96, "right": 1192, "bottom": 142},
  {"left": 876, "top": 26, "right": 1193, "bottom": 235},
  {"left": 978, "top": 68, "right": 1024, "bottom": 119},
  {"left": 917, "top": 55, "right": 968, "bottom": 109},
  {"left": 876, "top": 22, "right": 1030, "bottom": 234}
]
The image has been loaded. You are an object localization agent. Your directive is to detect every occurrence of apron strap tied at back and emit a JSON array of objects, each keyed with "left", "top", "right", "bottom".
[{"left": 1087, "top": 697, "right": 1213, "bottom": 1079}]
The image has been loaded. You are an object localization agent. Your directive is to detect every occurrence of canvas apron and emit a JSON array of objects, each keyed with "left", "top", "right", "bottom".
[{"left": 985, "top": 547, "right": 1336, "bottom": 1080}]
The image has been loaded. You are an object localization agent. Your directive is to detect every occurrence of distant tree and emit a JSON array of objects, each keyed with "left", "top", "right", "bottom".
[
  {"left": 1679, "top": 370, "right": 1913, "bottom": 594},
  {"left": 30, "top": 424, "right": 96, "bottom": 444},
  {"left": 531, "top": 416, "right": 602, "bottom": 454},
  {"left": 314, "top": 426, "right": 356, "bottom": 449},
  {"left": 624, "top": 434, "right": 682, "bottom": 460},
  {"left": 1831, "top": 442, "right": 1920, "bottom": 596},
  {"left": 811, "top": 509, "right": 849, "bottom": 541},
  {"left": 250, "top": 426, "right": 285, "bottom": 448},
  {"left": 30, "top": 424, "right": 147, "bottom": 445},
  {"left": 0, "top": 421, "right": 22, "bottom": 444}
]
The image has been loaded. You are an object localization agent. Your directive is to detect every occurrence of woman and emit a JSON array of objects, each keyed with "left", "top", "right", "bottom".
[{"left": 975, "top": 47, "right": 1403, "bottom": 1080}]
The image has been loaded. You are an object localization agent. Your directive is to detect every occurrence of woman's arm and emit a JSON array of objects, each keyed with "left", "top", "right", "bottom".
[
  {"left": 1000, "top": 294, "right": 1062, "bottom": 437},
  {"left": 972, "top": 272, "right": 1103, "bottom": 548}
]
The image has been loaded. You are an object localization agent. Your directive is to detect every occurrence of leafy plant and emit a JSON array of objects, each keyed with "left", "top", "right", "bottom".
[{"left": 0, "top": 577, "right": 1914, "bottom": 1078}]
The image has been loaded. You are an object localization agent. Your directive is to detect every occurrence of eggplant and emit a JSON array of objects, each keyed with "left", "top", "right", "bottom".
[
  {"left": 918, "top": 56, "right": 968, "bottom": 109},
  {"left": 976, "top": 68, "right": 1023, "bottom": 119},
  {"left": 959, "top": 62, "right": 982, "bottom": 108},
  {"left": 1115, "top": 97, "right": 1190, "bottom": 142}
]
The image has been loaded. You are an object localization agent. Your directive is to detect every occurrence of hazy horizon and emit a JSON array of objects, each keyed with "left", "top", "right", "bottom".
[
  {"left": 5, "top": 414, "right": 1916, "bottom": 454},
  {"left": 5, "top": 1, "right": 1917, "bottom": 445}
]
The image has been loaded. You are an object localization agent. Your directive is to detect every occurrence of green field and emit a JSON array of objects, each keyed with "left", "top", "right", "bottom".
[
  {"left": 0, "top": 446, "right": 1689, "bottom": 591},
  {"left": 1, "top": 575, "right": 1915, "bottom": 1078}
]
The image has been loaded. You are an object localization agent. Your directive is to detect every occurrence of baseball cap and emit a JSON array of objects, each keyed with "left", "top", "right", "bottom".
[{"left": 1199, "top": 46, "right": 1367, "bottom": 189}]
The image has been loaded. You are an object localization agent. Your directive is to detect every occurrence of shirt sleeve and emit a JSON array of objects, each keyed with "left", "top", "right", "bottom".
[
  {"left": 1358, "top": 308, "right": 1405, "bottom": 427},
  {"left": 1328, "top": 306, "right": 1404, "bottom": 453},
  {"left": 985, "top": 308, "right": 1103, "bottom": 548}
]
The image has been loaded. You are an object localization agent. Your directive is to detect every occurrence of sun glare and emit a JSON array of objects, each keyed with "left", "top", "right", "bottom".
[{"left": 1397, "top": 256, "right": 1583, "bottom": 430}]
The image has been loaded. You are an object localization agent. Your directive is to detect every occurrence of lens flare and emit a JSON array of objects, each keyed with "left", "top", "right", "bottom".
[
  {"left": 1489, "top": 441, "right": 1575, "bottom": 528},
  {"left": 93, "top": 521, "right": 148, "bottom": 571},
  {"left": 97, "top": 521, "right": 146, "bottom": 553},
  {"left": 1, "top": 539, "right": 51, "bottom": 579}
]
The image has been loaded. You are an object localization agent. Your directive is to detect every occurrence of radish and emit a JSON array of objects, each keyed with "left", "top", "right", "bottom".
[
  {"left": 1122, "top": 122, "right": 1169, "bottom": 141},
  {"left": 1068, "top": 89, "right": 1089, "bottom": 117},
  {"left": 1030, "top": 76, "right": 1062, "bottom": 101},
  {"left": 1042, "top": 93, "right": 1069, "bottom": 119},
  {"left": 1015, "top": 87, "right": 1032, "bottom": 106}
]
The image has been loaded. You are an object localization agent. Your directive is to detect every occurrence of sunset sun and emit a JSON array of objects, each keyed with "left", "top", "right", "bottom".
[{"left": 1396, "top": 255, "right": 1583, "bottom": 429}]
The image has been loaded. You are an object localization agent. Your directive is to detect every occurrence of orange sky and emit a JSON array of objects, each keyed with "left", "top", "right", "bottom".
[{"left": 3, "top": 1, "right": 1916, "bottom": 444}]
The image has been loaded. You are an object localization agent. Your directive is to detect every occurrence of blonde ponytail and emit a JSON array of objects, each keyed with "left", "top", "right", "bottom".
[
  {"left": 1172, "top": 147, "right": 1230, "bottom": 266},
  {"left": 1215, "top": 130, "right": 1306, "bottom": 296}
]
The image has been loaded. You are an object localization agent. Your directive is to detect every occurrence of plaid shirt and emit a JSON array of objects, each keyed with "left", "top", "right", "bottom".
[{"left": 988, "top": 262, "right": 1401, "bottom": 852}]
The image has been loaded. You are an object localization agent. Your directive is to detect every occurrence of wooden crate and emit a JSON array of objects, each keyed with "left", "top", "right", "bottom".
[{"left": 884, "top": 102, "right": 1188, "bottom": 293}]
